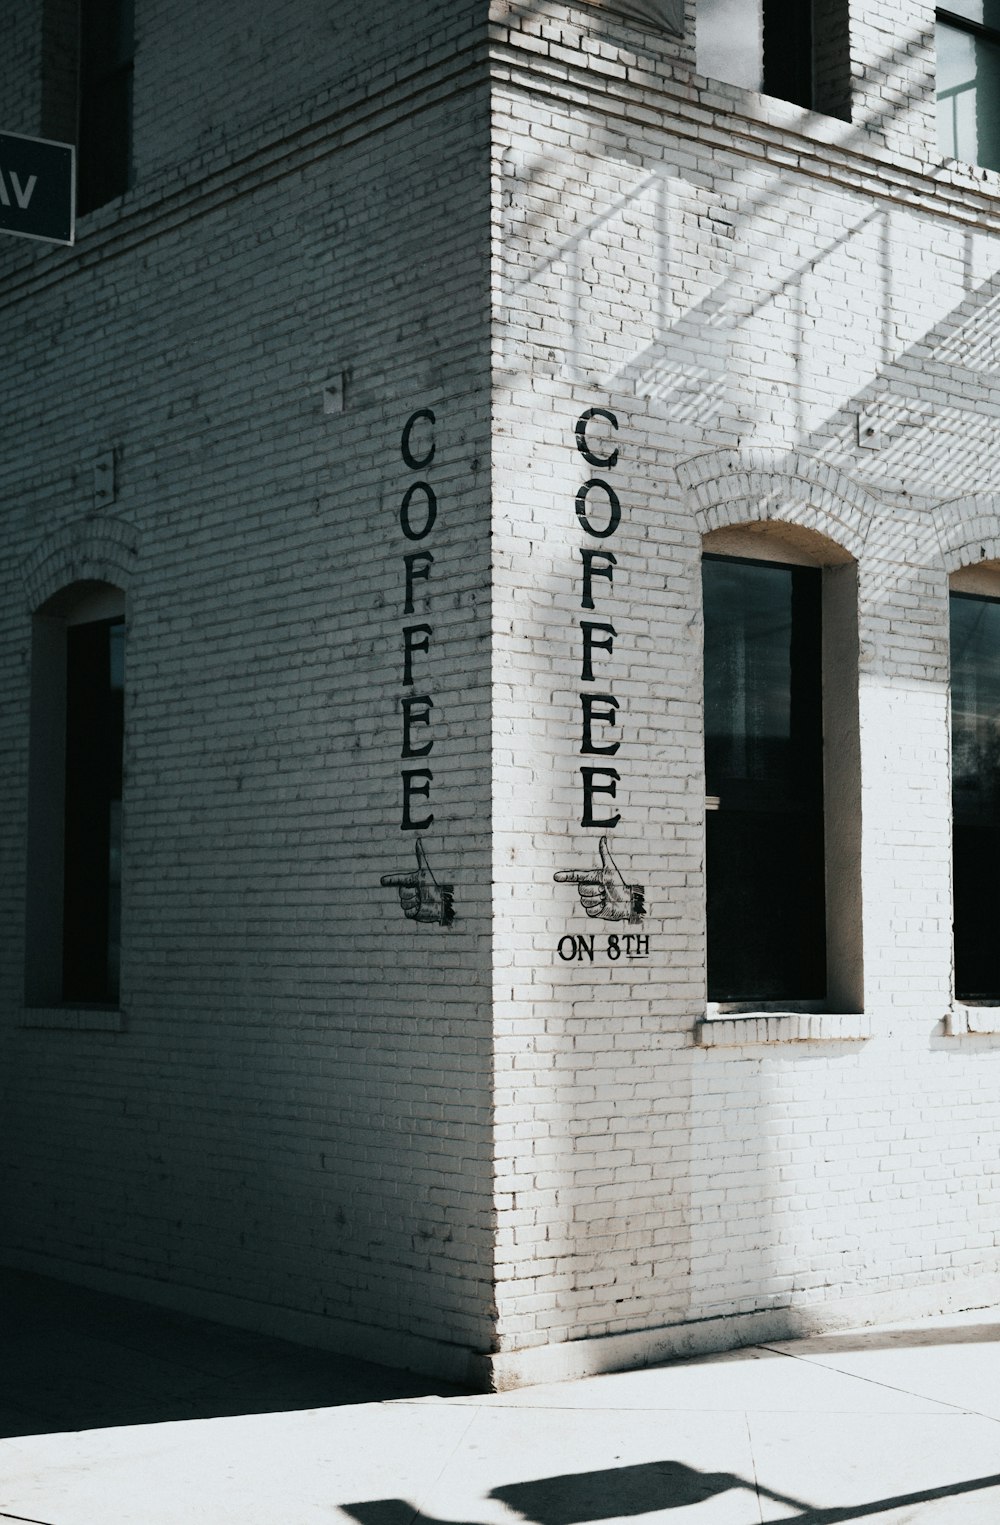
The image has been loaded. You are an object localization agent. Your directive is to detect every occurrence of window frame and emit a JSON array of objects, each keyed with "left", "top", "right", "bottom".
[
  {"left": 700, "top": 525, "right": 863, "bottom": 1017},
  {"left": 936, "top": 6, "right": 1000, "bottom": 172},
  {"left": 696, "top": 0, "right": 852, "bottom": 121}
]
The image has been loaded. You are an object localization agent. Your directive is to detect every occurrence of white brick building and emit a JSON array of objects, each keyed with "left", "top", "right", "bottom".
[{"left": 2, "top": 0, "right": 1000, "bottom": 1389}]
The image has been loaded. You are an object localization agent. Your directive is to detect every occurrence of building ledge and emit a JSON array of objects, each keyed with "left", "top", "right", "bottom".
[
  {"left": 944, "top": 1004, "right": 1000, "bottom": 1036},
  {"left": 696, "top": 1010, "right": 871, "bottom": 1046},
  {"left": 20, "top": 1007, "right": 124, "bottom": 1033}
]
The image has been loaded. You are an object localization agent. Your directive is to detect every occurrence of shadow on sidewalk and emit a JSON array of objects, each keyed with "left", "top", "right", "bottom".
[
  {"left": 344, "top": 1458, "right": 1000, "bottom": 1525},
  {"left": 761, "top": 1321, "right": 1000, "bottom": 1354},
  {"left": 0, "top": 1266, "right": 469, "bottom": 1438}
]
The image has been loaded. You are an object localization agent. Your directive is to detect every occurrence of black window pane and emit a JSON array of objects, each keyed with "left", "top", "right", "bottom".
[
  {"left": 951, "top": 592, "right": 1000, "bottom": 998},
  {"left": 63, "top": 616, "right": 124, "bottom": 1003},
  {"left": 762, "top": 0, "right": 813, "bottom": 109},
  {"left": 78, "top": 67, "right": 132, "bottom": 213},
  {"left": 78, "top": 0, "right": 134, "bottom": 214},
  {"left": 704, "top": 556, "right": 826, "bottom": 1001}
]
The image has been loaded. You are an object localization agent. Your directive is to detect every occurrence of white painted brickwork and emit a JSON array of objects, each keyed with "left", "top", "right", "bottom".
[
  {"left": 488, "top": 0, "right": 1000, "bottom": 1384},
  {"left": 3, "top": 0, "right": 1000, "bottom": 1389}
]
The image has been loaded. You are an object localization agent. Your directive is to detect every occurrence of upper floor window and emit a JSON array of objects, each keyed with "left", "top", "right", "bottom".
[
  {"left": 78, "top": 0, "right": 134, "bottom": 213},
  {"left": 937, "top": 5, "right": 1000, "bottom": 173},
  {"left": 697, "top": 0, "right": 851, "bottom": 121}
]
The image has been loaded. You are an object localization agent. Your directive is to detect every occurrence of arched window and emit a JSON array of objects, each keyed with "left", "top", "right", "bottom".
[
  {"left": 702, "top": 523, "right": 861, "bottom": 1008},
  {"left": 25, "top": 581, "right": 125, "bottom": 1007}
]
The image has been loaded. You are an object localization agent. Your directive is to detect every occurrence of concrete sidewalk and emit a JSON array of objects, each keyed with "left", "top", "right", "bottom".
[{"left": 1, "top": 1271, "right": 1000, "bottom": 1524}]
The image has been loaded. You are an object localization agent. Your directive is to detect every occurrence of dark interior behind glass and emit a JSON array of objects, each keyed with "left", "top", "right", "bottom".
[
  {"left": 63, "top": 616, "right": 124, "bottom": 1003},
  {"left": 703, "top": 555, "right": 826, "bottom": 1001},
  {"left": 951, "top": 591, "right": 1000, "bottom": 998}
]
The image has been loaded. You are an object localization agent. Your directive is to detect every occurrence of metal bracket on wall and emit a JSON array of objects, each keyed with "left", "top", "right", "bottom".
[
  {"left": 93, "top": 451, "right": 116, "bottom": 508},
  {"left": 323, "top": 372, "right": 348, "bottom": 415},
  {"left": 856, "top": 406, "right": 883, "bottom": 451}
]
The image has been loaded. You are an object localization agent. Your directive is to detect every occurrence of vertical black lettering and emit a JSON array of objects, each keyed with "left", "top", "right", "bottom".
[
  {"left": 575, "top": 480, "right": 621, "bottom": 539},
  {"left": 580, "top": 549, "right": 616, "bottom": 610},
  {"left": 401, "top": 409, "right": 436, "bottom": 470},
  {"left": 400, "top": 483, "right": 437, "bottom": 541},
  {"left": 580, "top": 621, "right": 616, "bottom": 681},
  {"left": 404, "top": 551, "right": 434, "bottom": 614},
  {"left": 402, "top": 696, "right": 434, "bottom": 758},
  {"left": 580, "top": 692, "right": 621, "bottom": 755},
  {"left": 575, "top": 408, "right": 620, "bottom": 469},
  {"left": 401, "top": 769, "right": 434, "bottom": 831},
  {"left": 403, "top": 623, "right": 432, "bottom": 685},
  {"left": 581, "top": 767, "right": 621, "bottom": 830}
]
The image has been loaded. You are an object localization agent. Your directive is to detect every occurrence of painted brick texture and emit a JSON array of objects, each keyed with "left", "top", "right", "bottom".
[
  {"left": 0, "top": 0, "right": 496, "bottom": 1374},
  {"left": 4, "top": 0, "right": 1000, "bottom": 1389},
  {"left": 488, "top": 0, "right": 1000, "bottom": 1376}
]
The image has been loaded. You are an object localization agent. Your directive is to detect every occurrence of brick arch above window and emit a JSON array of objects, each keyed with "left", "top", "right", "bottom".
[
  {"left": 935, "top": 495, "right": 1000, "bottom": 576},
  {"left": 23, "top": 515, "right": 139, "bottom": 613},
  {"left": 576, "top": 0, "right": 684, "bottom": 36},
  {"left": 676, "top": 449, "right": 878, "bottom": 563}
]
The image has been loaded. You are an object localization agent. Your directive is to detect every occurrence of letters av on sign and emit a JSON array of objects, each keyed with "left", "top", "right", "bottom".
[{"left": 0, "top": 131, "right": 75, "bottom": 246}]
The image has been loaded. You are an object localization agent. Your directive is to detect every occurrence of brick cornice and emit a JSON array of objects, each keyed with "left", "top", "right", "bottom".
[{"left": 489, "top": 36, "right": 1000, "bottom": 234}]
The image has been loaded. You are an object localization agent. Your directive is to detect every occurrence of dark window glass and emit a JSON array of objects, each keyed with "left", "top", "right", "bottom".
[
  {"left": 951, "top": 592, "right": 1000, "bottom": 998},
  {"left": 78, "top": 0, "right": 134, "bottom": 214},
  {"left": 703, "top": 555, "right": 826, "bottom": 1001},
  {"left": 762, "top": 0, "right": 813, "bottom": 109},
  {"left": 62, "top": 616, "right": 124, "bottom": 1002}
]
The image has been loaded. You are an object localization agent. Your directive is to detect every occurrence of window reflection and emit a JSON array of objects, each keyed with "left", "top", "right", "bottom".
[
  {"left": 937, "top": 7, "right": 1000, "bottom": 173},
  {"left": 703, "top": 555, "right": 826, "bottom": 1001},
  {"left": 951, "top": 592, "right": 1000, "bottom": 997}
]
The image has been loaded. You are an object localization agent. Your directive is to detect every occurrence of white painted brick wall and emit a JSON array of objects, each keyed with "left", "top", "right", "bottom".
[
  {"left": 488, "top": 0, "right": 1000, "bottom": 1376},
  {"left": 4, "top": 0, "right": 1000, "bottom": 1387}
]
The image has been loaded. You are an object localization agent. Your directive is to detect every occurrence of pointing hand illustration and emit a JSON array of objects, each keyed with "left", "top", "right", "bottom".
[
  {"left": 381, "top": 839, "right": 455, "bottom": 926},
  {"left": 554, "top": 836, "right": 645, "bottom": 923}
]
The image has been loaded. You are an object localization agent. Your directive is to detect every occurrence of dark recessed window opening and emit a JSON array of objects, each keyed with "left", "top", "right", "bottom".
[
  {"left": 697, "top": 0, "right": 851, "bottom": 120},
  {"left": 703, "top": 554, "right": 826, "bottom": 1002},
  {"left": 40, "top": 0, "right": 81, "bottom": 145},
  {"left": 761, "top": 0, "right": 814, "bottom": 109},
  {"left": 937, "top": 5, "right": 1000, "bottom": 172},
  {"left": 78, "top": 0, "right": 134, "bottom": 213},
  {"left": 951, "top": 591, "right": 1000, "bottom": 999},
  {"left": 62, "top": 615, "right": 124, "bottom": 1003}
]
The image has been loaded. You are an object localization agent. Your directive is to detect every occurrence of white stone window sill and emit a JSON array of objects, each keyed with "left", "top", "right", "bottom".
[
  {"left": 696, "top": 1009, "right": 871, "bottom": 1046},
  {"left": 20, "top": 1007, "right": 125, "bottom": 1032},
  {"left": 944, "top": 1004, "right": 1000, "bottom": 1036}
]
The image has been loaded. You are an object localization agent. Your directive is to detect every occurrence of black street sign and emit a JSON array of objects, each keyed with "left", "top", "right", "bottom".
[{"left": 0, "top": 131, "right": 75, "bottom": 245}]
